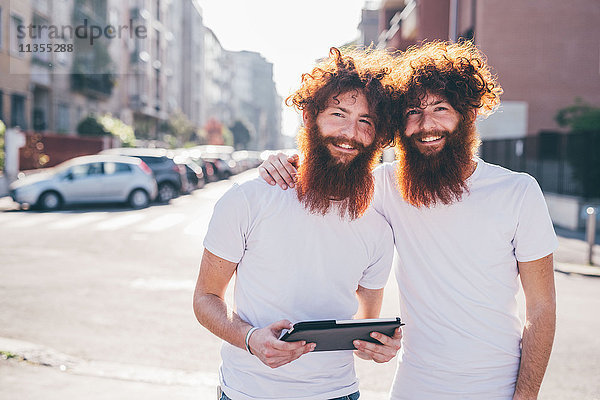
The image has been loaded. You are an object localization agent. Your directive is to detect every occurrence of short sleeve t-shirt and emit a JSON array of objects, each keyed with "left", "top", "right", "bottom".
[
  {"left": 204, "top": 177, "right": 394, "bottom": 400},
  {"left": 372, "top": 158, "right": 558, "bottom": 399}
]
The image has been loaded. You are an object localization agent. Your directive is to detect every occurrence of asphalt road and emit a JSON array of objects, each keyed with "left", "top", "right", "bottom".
[{"left": 0, "top": 168, "right": 599, "bottom": 400}]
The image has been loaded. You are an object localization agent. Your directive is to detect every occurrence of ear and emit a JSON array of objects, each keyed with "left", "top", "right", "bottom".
[
  {"left": 470, "top": 108, "right": 478, "bottom": 121},
  {"left": 302, "top": 109, "right": 310, "bottom": 126}
]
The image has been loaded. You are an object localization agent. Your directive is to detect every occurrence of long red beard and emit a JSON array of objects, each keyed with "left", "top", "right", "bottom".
[
  {"left": 396, "top": 120, "right": 480, "bottom": 208},
  {"left": 296, "top": 124, "right": 381, "bottom": 220}
]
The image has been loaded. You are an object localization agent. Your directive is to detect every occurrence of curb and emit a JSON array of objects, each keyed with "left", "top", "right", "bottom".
[
  {"left": 0, "top": 336, "right": 218, "bottom": 388},
  {"left": 554, "top": 262, "right": 600, "bottom": 278}
]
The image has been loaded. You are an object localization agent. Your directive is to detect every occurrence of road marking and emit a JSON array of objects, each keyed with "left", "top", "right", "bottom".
[
  {"left": 136, "top": 213, "right": 186, "bottom": 232},
  {"left": 183, "top": 211, "right": 213, "bottom": 236},
  {"left": 0, "top": 213, "right": 62, "bottom": 229},
  {"left": 45, "top": 213, "right": 107, "bottom": 230},
  {"left": 95, "top": 213, "right": 146, "bottom": 231}
]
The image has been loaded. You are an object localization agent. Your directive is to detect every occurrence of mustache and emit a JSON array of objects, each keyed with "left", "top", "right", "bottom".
[
  {"left": 321, "top": 136, "right": 367, "bottom": 152},
  {"left": 410, "top": 129, "right": 450, "bottom": 142}
]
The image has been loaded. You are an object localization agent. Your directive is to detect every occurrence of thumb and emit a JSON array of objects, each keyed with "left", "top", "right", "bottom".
[{"left": 270, "top": 319, "right": 293, "bottom": 335}]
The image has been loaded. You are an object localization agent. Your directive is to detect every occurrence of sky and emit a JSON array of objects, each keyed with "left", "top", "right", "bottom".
[{"left": 195, "top": 0, "right": 377, "bottom": 138}]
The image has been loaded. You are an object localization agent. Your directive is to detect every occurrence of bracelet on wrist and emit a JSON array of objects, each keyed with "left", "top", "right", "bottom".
[{"left": 244, "top": 327, "right": 259, "bottom": 355}]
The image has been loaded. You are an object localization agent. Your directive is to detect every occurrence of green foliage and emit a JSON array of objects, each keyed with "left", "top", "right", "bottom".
[
  {"left": 98, "top": 114, "right": 136, "bottom": 147},
  {"left": 0, "top": 120, "right": 5, "bottom": 171},
  {"left": 76, "top": 115, "right": 136, "bottom": 147},
  {"left": 556, "top": 99, "right": 600, "bottom": 199},
  {"left": 222, "top": 127, "right": 234, "bottom": 147},
  {"left": 77, "top": 116, "right": 109, "bottom": 136},
  {"left": 555, "top": 98, "right": 600, "bottom": 132},
  {"left": 163, "top": 110, "right": 196, "bottom": 146}
]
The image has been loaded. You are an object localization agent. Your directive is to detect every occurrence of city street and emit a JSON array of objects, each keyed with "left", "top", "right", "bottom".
[{"left": 0, "top": 168, "right": 599, "bottom": 400}]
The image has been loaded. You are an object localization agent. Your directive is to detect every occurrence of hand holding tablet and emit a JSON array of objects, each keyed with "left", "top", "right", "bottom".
[{"left": 280, "top": 317, "right": 403, "bottom": 352}]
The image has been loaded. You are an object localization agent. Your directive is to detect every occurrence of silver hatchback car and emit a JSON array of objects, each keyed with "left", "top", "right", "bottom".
[{"left": 9, "top": 155, "right": 158, "bottom": 210}]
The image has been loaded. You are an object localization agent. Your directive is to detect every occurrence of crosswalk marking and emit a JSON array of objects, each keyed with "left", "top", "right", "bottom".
[
  {"left": 136, "top": 213, "right": 187, "bottom": 232},
  {"left": 46, "top": 213, "right": 107, "bottom": 230},
  {"left": 0, "top": 211, "right": 212, "bottom": 236},
  {"left": 95, "top": 214, "right": 147, "bottom": 231},
  {"left": 0, "top": 213, "right": 63, "bottom": 228}
]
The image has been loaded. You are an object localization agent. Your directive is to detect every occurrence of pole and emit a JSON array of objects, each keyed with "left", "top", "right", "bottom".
[{"left": 586, "top": 207, "right": 597, "bottom": 265}]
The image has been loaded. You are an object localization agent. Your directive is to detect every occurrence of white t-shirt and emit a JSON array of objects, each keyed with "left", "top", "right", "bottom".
[
  {"left": 204, "top": 177, "right": 394, "bottom": 400},
  {"left": 372, "top": 158, "right": 558, "bottom": 400}
]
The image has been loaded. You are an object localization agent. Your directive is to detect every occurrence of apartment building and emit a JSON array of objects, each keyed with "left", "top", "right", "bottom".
[
  {"left": 371, "top": 0, "right": 600, "bottom": 137},
  {"left": 0, "top": 0, "right": 32, "bottom": 130}
]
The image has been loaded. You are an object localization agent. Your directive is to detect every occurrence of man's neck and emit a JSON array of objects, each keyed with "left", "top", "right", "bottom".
[{"left": 462, "top": 159, "right": 478, "bottom": 180}]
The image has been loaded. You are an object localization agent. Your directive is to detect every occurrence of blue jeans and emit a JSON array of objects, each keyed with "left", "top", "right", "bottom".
[{"left": 220, "top": 390, "right": 360, "bottom": 400}]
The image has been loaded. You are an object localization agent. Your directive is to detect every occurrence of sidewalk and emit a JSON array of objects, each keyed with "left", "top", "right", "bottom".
[
  {"left": 0, "top": 174, "right": 8, "bottom": 198},
  {"left": 553, "top": 226, "right": 600, "bottom": 277}
]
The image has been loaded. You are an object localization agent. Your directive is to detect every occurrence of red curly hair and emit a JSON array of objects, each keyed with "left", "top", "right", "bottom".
[
  {"left": 286, "top": 47, "right": 397, "bottom": 148},
  {"left": 394, "top": 41, "right": 503, "bottom": 124}
]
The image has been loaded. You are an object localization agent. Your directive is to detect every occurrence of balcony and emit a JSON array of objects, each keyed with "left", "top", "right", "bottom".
[{"left": 71, "top": 73, "right": 114, "bottom": 98}]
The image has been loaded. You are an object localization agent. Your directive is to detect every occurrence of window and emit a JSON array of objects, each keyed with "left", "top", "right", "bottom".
[
  {"left": 104, "top": 162, "right": 132, "bottom": 175},
  {"left": 10, "top": 14, "right": 24, "bottom": 56},
  {"left": 69, "top": 162, "right": 104, "bottom": 178},
  {"left": 57, "top": 103, "right": 70, "bottom": 133},
  {"left": 32, "top": 14, "right": 50, "bottom": 63},
  {"left": 10, "top": 94, "right": 26, "bottom": 129}
]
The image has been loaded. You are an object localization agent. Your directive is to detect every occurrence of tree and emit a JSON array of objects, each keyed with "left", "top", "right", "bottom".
[
  {"left": 230, "top": 120, "right": 251, "bottom": 149},
  {"left": 77, "top": 116, "right": 109, "bottom": 136},
  {"left": 555, "top": 99, "right": 600, "bottom": 199},
  {"left": 163, "top": 110, "right": 196, "bottom": 146},
  {"left": 555, "top": 98, "right": 600, "bottom": 132},
  {"left": 98, "top": 115, "right": 136, "bottom": 147},
  {"left": 76, "top": 115, "right": 136, "bottom": 147}
]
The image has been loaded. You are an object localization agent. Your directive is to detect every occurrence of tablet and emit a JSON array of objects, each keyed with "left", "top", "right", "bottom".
[{"left": 280, "top": 317, "right": 403, "bottom": 352}]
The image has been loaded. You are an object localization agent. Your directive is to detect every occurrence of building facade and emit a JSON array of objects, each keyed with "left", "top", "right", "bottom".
[
  {"left": 372, "top": 0, "right": 600, "bottom": 138},
  {"left": 0, "top": 0, "right": 32, "bottom": 130},
  {"left": 229, "top": 50, "right": 281, "bottom": 150},
  {"left": 1, "top": 0, "right": 282, "bottom": 152}
]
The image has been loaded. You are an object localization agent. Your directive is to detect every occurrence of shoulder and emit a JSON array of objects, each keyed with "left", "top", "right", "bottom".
[
  {"left": 356, "top": 205, "right": 394, "bottom": 239},
  {"left": 476, "top": 158, "right": 538, "bottom": 189},
  {"left": 232, "top": 176, "right": 288, "bottom": 198},
  {"left": 373, "top": 161, "right": 397, "bottom": 185}
]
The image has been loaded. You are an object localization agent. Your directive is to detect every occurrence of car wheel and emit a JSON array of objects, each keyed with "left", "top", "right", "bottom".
[
  {"left": 128, "top": 189, "right": 150, "bottom": 209},
  {"left": 38, "top": 191, "right": 62, "bottom": 211},
  {"left": 157, "top": 182, "right": 177, "bottom": 203}
]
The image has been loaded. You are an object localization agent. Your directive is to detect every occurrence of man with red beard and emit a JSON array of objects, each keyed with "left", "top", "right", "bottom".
[
  {"left": 194, "top": 47, "right": 402, "bottom": 400},
  {"left": 259, "top": 41, "right": 557, "bottom": 400}
]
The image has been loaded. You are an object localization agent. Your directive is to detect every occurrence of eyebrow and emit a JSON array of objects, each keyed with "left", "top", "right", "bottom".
[
  {"left": 409, "top": 100, "right": 447, "bottom": 109},
  {"left": 331, "top": 106, "right": 374, "bottom": 119}
]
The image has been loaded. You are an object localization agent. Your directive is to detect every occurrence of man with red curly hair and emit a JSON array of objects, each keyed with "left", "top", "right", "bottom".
[
  {"left": 194, "top": 47, "right": 402, "bottom": 400},
  {"left": 261, "top": 41, "right": 557, "bottom": 399}
]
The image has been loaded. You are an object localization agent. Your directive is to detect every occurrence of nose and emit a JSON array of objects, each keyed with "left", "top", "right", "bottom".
[
  {"left": 340, "top": 119, "right": 360, "bottom": 140},
  {"left": 419, "top": 112, "right": 436, "bottom": 131}
]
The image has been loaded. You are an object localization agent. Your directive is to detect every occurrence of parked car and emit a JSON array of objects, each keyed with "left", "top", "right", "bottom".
[
  {"left": 179, "top": 149, "right": 218, "bottom": 183},
  {"left": 173, "top": 155, "right": 205, "bottom": 192},
  {"left": 187, "top": 145, "right": 236, "bottom": 180},
  {"left": 9, "top": 155, "right": 158, "bottom": 210},
  {"left": 100, "top": 148, "right": 187, "bottom": 203}
]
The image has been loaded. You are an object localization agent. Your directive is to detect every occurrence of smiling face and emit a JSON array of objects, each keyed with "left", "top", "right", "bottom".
[
  {"left": 404, "top": 92, "right": 461, "bottom": 156},
  {"left": 305, "top": 90, "right": 376, "bottom": 164}
]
